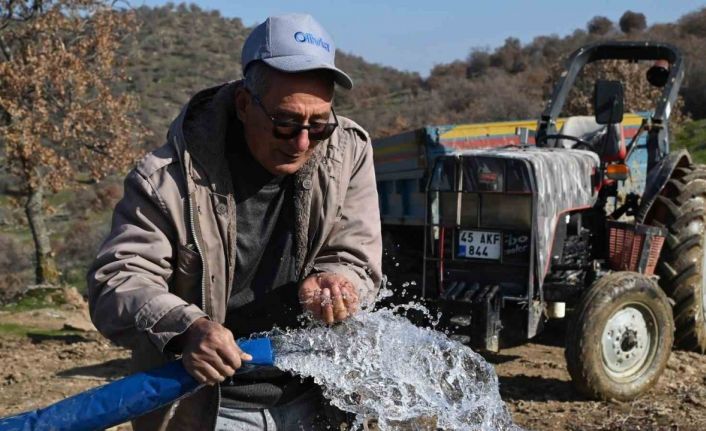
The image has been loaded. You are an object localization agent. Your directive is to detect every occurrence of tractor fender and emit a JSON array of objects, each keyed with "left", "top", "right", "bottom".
[{"left": 637, "top": 149, "right": 692, "bottom": 222}]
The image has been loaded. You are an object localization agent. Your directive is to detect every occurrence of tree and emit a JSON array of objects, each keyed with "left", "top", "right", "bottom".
[
  {"left": 679, "top": 7, "right": 706, "bottom": 38},
  {"left": 466, "top": 49, "right": 491, "bottom": 77},
  {"left": 490, "top": 37, "right": 526, "bottom": 74},
  {"left": 619, "top": 10, "right": 647, "bottom": 34},
  {"left": 587, "top": 16, "right": 613, "bottom": 35},
  {"left": 0, "top": 0, "right": 144, "bottom": 284}
]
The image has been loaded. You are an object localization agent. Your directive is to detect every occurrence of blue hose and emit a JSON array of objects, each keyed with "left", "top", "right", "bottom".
[{"left": 0, "top": 337, "right": 274, "bottom": 431}]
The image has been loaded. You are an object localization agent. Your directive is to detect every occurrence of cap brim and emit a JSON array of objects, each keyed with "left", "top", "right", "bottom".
[{"left": 263, "top": 55, "right": 353, "bottom": 90}]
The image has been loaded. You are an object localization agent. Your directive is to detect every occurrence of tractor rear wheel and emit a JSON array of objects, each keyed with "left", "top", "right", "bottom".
[
  {"left": 565, "top": 272, "right": 673, "bottom": 401},
  {"left": 644, "top": 163, "right": 706, "bottom": 352}
]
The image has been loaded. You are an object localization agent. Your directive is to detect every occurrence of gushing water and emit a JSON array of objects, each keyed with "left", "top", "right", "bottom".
[{"left": 267, "top": 300, "right": 521, "bottom": 430}]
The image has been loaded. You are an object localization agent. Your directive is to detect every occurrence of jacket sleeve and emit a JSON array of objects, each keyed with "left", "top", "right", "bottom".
[
  {"left": 87, "top": 169, "right": 207, "bottom": 352},
  {"left": 312, "top": 134, "right": 383, "bottom": 307}
]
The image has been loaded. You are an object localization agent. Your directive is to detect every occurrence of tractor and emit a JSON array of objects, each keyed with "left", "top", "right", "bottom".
[{"left": 376, "top": 41, "right": 705, "bottom": 400}]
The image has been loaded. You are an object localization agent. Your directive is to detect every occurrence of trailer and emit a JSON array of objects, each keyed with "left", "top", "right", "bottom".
[{"left": 374, "top": 115, "right": 647, "bottom": 228}]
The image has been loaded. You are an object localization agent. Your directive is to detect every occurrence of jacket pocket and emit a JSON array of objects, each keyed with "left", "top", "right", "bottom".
[{"left": 171, "top": 243, "right": 202, "bottom": 306}]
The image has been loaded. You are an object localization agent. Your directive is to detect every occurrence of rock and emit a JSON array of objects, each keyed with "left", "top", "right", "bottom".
[
  {"left": 61, "top": 287, "right": 88, "bottom": 310},
  {"left": 63, "top": 316, "right": 96, "bottom": 332},
  {"left": 3, "top": 374, "right": 18, "bottom": 385}
]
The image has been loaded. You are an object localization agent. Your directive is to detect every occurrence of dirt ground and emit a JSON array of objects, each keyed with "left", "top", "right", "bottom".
[
  {"left": 1, "top": 307, "right": 705, "bottom": 431},
  {"left": 0, "top": 306, "right": 132, "bottom": 430},
  {"left": 488, "top": 320, "right": 706, "bottom": 431}
]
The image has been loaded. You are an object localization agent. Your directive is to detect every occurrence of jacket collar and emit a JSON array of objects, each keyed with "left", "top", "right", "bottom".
[{"left": 169, "top": 82, "right": 236, "bottom": 194}]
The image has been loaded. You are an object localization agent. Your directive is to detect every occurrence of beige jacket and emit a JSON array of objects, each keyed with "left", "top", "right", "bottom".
[{"left": 87, "top": 82, "right": 382, "bottom": 430}]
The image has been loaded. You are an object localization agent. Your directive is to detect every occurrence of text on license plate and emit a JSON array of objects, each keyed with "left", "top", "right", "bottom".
[{"left": 458, "top": 230, "right": 502, "bottom": 260}]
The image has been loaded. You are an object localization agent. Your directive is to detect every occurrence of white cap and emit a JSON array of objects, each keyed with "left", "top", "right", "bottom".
[{"left": 241, "top": 13, "right": 353, "bottom": 89}]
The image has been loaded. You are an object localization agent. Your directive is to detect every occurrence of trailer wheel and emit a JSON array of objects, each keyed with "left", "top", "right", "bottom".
[
  {"left": 643, "top": 163, "right": 706, "bottom": 353},
  {"left": 565, "top": 272, "right": 673, "bottom": 401}
]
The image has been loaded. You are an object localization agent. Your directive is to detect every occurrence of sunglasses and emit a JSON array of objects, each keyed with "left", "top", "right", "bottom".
[{"left": 250, "top": 93, "right": 339, "bottom": 141}]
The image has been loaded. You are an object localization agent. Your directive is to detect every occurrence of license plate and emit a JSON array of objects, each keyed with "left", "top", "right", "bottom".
[{"left": 457, "top": 230, "right": 502, "bottom": 260}]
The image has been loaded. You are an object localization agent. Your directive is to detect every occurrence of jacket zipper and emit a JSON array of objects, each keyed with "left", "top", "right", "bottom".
[
  {"left": 175, "top": 134, "right": 208, "bottom": 315},
  {"left": 188, "top": 195, "right": 207, "bottom": 314},
  {"left": 181, "top": 144, "right": 221, "bottom": 430}
]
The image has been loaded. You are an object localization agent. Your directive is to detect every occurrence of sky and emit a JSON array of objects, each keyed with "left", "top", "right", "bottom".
[{"left": 137, "top": 0, "right": 705, "bottom": 76}]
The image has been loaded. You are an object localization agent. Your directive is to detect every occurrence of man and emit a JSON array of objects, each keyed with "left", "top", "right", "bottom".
[{"left": 88, "top": 13, "right": 382, "bottom": 431}]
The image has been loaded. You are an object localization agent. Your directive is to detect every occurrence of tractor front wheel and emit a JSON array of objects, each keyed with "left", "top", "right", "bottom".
[{"left": 565, "top": 272, "right": 674, "bottom": 401}]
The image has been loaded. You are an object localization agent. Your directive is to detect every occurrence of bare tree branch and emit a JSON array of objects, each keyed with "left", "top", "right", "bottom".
[
  {"left": 82, "top": 143, "right": 109, "bottom": 156},
  {"left": 0, "top": 35, "right": 11, "bottom": 61}
]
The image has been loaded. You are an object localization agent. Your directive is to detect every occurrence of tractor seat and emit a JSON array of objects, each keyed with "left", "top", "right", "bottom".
[{"left": 558, "top": 116, "right": 626, "bottom": 162}]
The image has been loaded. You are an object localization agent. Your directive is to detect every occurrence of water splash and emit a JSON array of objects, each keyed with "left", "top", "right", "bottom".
[{"left": 269, "top": 306, "right": 521, "bottom": 430}]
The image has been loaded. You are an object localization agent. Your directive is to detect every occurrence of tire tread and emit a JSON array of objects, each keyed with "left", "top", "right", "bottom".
[{"left": 646, "top": 162, "right": 706, "bottom": 353}]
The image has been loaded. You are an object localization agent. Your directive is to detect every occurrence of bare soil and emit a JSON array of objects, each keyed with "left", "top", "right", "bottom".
[
  {"left": 487, "top": 320, "right": 706, "bottom": 431},
  {"left": 1, "top": 308, "right": 705, "bottom": 431},
  {"left": 0, "top": 306, "right": 132, "bottom": 430}
]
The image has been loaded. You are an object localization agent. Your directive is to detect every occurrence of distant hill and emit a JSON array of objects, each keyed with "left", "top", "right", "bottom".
[
  {"left": 127, "top": 4, "right": 706, "bottom": 151},
  {"left": 125, "top": 4, "right": 422, "bottom": 149}
]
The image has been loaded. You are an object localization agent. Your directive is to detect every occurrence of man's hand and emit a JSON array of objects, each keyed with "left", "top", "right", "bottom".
[
  {"left": 179, "top": 318, "right": 252, "bottom": 386},
  {"left": 298, "top": 272, "right": 359, "bottom": 324}
]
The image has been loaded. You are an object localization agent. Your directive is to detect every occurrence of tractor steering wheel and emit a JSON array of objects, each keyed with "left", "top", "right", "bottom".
[{"left": 536, "top": 134, "right": 595, "bottom": 151}]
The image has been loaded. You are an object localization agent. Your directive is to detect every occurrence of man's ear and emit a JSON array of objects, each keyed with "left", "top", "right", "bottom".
[{"left": 234, "top": 87, "right": 250, "bottom": 122}]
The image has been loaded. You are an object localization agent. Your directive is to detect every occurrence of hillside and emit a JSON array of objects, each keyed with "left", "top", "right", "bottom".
[
  {"left": 125, "top": 4, "right": 423, "bottom": 149},
  {"left": 126, "top": 5, "right": 706, "bottom": 147}
]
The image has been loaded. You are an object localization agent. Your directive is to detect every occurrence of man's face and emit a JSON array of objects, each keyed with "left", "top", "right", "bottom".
[{"left": 237, "top": 71, "right": 335, "bottom": 176}]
